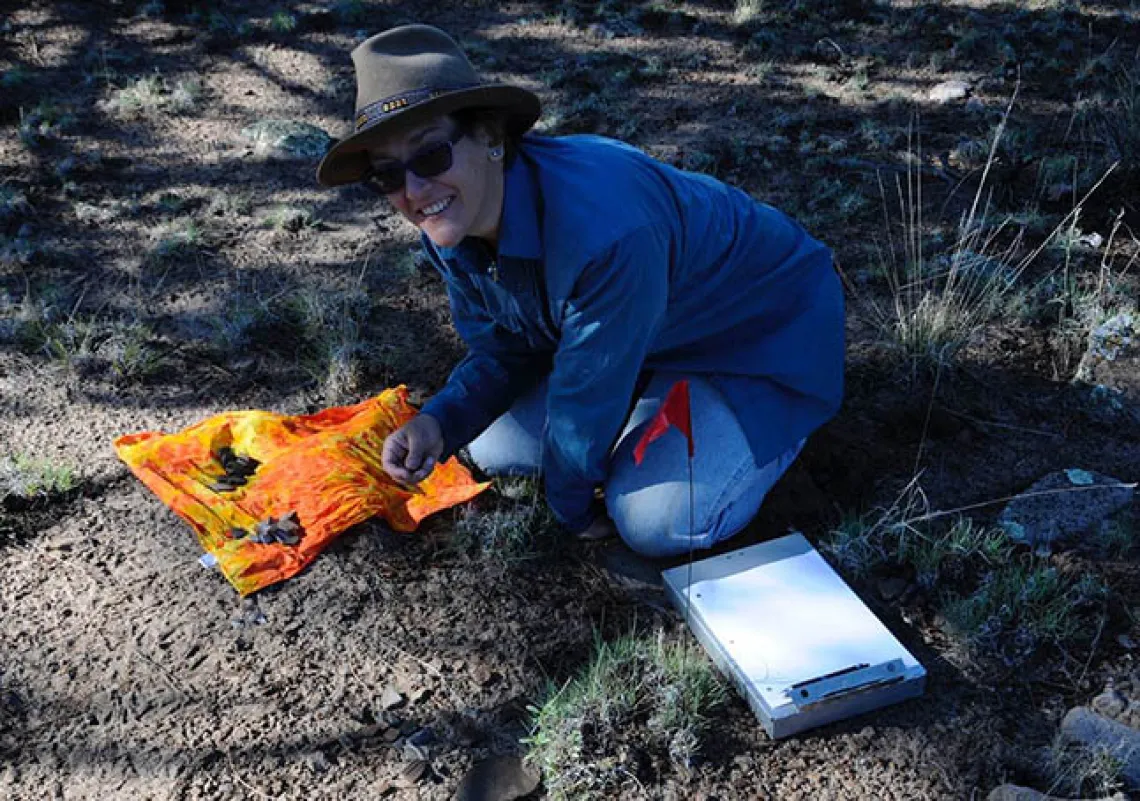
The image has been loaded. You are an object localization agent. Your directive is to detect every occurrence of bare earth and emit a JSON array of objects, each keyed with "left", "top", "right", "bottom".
[{"left": 2, "top": 1, "right": 1140, "bottom": 799}]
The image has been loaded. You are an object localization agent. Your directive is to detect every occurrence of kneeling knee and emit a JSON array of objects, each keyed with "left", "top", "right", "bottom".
[{"left": 607, "top": 493, "right": 684, "bottom": 559}]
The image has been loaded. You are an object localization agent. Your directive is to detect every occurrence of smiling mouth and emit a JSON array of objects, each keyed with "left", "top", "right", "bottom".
[{"left": 419, "top": 196, "right": 454, "bottom": 218}]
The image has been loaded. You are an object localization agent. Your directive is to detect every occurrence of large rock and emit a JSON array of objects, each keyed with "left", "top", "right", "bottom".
[
  {"left": 1060, "top": 706, "right": 1140, "bottom": 788},
  {"left": 998, "top": 469, "right": 1134, "bottom": 550},
  {"left": 240, "top": 120, "right": 332, "bottom": 161},
  {"left": 1076, "top": 312, "right": 1140, "bottom": 404}
]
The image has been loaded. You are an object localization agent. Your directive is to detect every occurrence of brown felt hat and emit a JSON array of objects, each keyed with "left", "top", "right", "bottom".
[{"left": 316, "top": 24, "right": 541, "bottom": 187}]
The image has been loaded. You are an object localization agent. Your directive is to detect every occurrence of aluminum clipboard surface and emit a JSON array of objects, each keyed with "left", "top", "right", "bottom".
[{"left": 662, "top": 533, "right": 926, "bottom": 738}]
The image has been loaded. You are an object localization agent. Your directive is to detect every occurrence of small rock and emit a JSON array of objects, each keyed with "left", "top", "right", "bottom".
[
  {"left": 379, "top": 686, "right": 405, "bottom": 711},
  {"left": 1076, "top": 312, "right": 1140, "bottom": 405},
  {"left": 998, "top": 469, "right": 1134, "bottom": 550},
  {"left": 929, "top": 79, "right": 970, "bottom": 103},
  {"left": 1060, "top": 706, "right": 1140, "bottom": 788},
  {"left": 240, "top": 120, "right": 333, "bottom": 161},
  {"left": 455, "top": 756, "right": 541, "bottom": 801}
]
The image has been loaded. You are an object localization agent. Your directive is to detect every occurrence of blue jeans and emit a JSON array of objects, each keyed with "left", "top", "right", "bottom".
[{"left": 466, "top": 373, "right": 805, "bottom": 559}]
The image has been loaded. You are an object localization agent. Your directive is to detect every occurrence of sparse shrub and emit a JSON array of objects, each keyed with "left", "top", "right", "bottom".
[
  {"left": 18, "top": 103, "right": 77, "bottom": 149},
  {"left": 205, "top": 189, "right": 253, "bottom": 219},
  {"left": 1046, "top": 736, "right": 1126, "bottom": 799},
  {"left": 200, "top": 291, "right": 268, "bottom": 356},
  {"left": 104, "top": 323, "right": 165, "bottom": 382},
  {"left": 732, "top": 0, "right": 764, "bottom": 28},
  {"left": 105, "top": 74, "right": 202, "bottom": 118},
  {"left": 525, "top": 631, "right": 726, "bottom": 800},
  {"left": 0, "top": 455, "right": 78, "bottom": 501},
  {"left": 269, "top": 10, "right": 297, "bottom": 33},
  {"left": 150, "top": 218, "right": 204, "bottom": 263},
  {"left": 284, "top": 286, "right": 373, "bottom": 403},
  {"left": 106, "top": 75, "right": 163, "bottom": 117},
  {"left": 852, "top": 111, "right": 1105, "bottom": 375},
  {"left": 264, "top": 205, "right": 321, "bottom": 233}
]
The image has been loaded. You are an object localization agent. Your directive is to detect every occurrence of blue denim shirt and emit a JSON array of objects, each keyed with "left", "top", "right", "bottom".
[{"left": 421, "top": 134, "right": 844, "bottom": 533}]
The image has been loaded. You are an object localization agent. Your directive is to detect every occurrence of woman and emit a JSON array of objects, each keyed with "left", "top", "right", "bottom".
[{"left": 316, "top": 25, "right": 844, "bottom": 558}]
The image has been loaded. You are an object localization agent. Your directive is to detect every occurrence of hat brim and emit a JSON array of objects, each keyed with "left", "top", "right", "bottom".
[{"left": 315, "top": 84, "right": 540, "bottom": 187}]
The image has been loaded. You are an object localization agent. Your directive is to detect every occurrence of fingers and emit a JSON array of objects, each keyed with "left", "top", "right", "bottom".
[
  {"left": 408, "top": 456, "right": 436, "bottom": 483},
  {"left": 382, "top": 431, "right": 414, "bottom": 484},
  {"left": 383, "top": 417, "right": 444, "bottom": 486}
]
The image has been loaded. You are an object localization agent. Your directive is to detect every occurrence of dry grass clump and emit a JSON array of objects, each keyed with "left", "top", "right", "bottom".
[
  {"left": 853, "top": 103, "right": 1114, "bottom": 378},
  {"left": 104, "top": 74, "right": 203, "bottom": 118},
  {"left": 525, "top": 631, "right": 726, "bottom": 801},
  {"left": 1045, "top": 736, "right": 1126, "bottom": 799},
  {"left": 450, "top": 478, "right": 558, "bottom": 562}
]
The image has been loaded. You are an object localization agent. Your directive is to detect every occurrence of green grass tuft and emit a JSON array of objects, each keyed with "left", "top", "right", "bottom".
[
  {"left": 939, "top": 562, "right": 1107, "bottom": 665},
  {"left": 269, "top": 10, "right": 297, "bottom": 33},
  {"left": 525, "top": 631, "right": 726, "bottom": 800},
  {"left": 821, "top": 483, "right": 1107, "bottom": 667},
  {"left": 0, "top": 455, "right": 78, "bottom": 500}
]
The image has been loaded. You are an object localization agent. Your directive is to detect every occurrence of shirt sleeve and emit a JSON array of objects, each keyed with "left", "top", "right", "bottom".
[
  {"left": 542, "top": 225, "right": 670, "bottom": 532},
  {"left": 420, "top": 257, "right": 549, "bottom": 459}
]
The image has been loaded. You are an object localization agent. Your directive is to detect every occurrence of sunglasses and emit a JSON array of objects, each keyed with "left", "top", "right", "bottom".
[{"left": 363, "top": 129, "right": 466, "bottom": 195}]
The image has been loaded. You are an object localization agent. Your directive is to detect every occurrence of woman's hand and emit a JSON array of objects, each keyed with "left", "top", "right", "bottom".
[
  {"left": 382, "top": 414, "right": 445, "bottom": 485},
  {"left": 576, "top": 514, "right": 617, "bottom": 542}
]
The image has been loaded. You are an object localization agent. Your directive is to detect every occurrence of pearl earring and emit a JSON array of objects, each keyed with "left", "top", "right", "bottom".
[{"left": 489, "top": 146, "right": 504, "bottom": 160}]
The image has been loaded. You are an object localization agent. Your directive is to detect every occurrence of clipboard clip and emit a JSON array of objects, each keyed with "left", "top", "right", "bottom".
[{"left": 786, "top": 659, "right": 906, "bottom": 709}]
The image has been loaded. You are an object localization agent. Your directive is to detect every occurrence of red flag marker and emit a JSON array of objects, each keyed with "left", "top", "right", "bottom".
[{"left": 633, "top": 380, "right": 694, "bottom": 465}]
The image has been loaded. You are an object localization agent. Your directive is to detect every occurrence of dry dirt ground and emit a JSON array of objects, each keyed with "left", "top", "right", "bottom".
[{"left": 2, "top": 1, "right": 1140, "bottom": 799}]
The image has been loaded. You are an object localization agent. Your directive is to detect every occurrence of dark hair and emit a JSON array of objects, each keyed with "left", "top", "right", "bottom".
[{"left": 450, "top": 107, "right": 522, "bottom": 166}]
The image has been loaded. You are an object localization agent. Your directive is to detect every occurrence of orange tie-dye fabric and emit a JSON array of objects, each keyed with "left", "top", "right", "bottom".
[{"left": 114, "top": 387, "right": 489, "bottom": 596}]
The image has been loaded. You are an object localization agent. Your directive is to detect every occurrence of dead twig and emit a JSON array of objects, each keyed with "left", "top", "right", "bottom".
[{"left": 904, "top": 482, "right": 1139, "bottom": 526}]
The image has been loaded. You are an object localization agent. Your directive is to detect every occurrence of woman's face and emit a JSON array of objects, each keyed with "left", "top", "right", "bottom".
[{"left": 367, "top": 115, "right": 504, "bottom": 248}]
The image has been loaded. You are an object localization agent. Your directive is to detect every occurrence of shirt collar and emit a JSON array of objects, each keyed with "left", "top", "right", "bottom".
[{"left": 495, "top": 151, "right": 543, "bottom": 261}]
